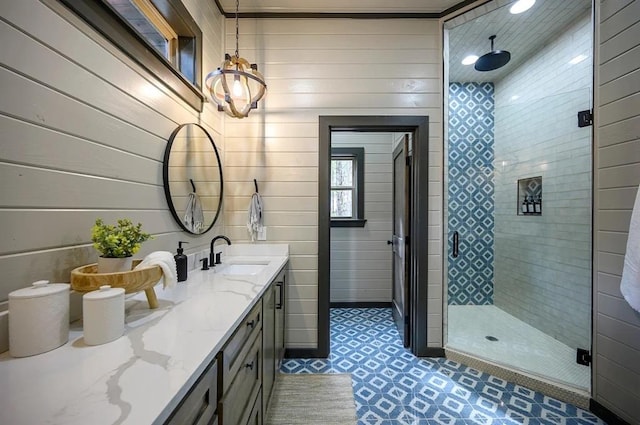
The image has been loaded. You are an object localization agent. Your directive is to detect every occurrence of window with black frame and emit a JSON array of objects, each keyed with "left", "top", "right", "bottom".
[
  {"left": 59, "top": 0, "right": 204, "bottom": 111},
  {"left": 331, "top": 147, "right": 366, "bottom": 227}
]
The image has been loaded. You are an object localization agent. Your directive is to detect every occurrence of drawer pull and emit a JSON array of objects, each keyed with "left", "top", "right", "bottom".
[
  {"left": 246, "top": 319, "right": 256, "bottom": 329},
  {"left": 275, "top": 282, "right": 284, "bottom": 310},
  {"left": 245, "top": 361, "right": 254, "bottom": 370}
]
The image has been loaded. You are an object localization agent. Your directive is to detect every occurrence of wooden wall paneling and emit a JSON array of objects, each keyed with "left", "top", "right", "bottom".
[
  {"left": 0, "top": 68, "right": 166, "bottom": 159},
  {"left": 0, "top": 0, "right": 200, "bottom": 127},
  {"left": 599, "top": 69, "right": 640, "bottom": 106},
  {"left": 600, "top": 0, "right": 635, "bottom": 21},
  {"left": 0, "top": 0, "right": 226, "bottom": 321},
  {"left": 0, "top": 163, "right": 165, "bottom": 209},
  {"left": 599, "top": 19, "right": 640, "bottom": 63},
  {"left": 593, "top": 0, "right": 640, "bottom": 422},
  {"left": 598, "top": 45, "right": 640, "bottom": 84},
  {"left": 0, "top": 22, "right": 176, "bottom": 139},
  {"left": 223, "top": 17, "right": 441, "bottom": 347},
  {"left": 598, "top": 140, "right": 640, "bottom": 167},
  {"left": 1, "top": 116, "right": 160, "bottom": 184},
  {"left": 0, "top": 210, "right": 177, "bottom": 255}
]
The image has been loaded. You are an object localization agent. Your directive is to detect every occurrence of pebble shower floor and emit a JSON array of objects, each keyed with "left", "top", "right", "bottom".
[{"left": 280, "top": 308, "right": 605, "bottom": 425}]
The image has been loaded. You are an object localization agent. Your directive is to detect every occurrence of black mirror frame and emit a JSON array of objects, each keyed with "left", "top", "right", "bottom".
[{"left": 163, "top": 123, "right": 224, "bottom": 235}]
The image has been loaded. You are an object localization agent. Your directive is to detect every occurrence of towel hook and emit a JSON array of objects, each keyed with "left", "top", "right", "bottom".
[
  {"left": 190, "top": 179, "right": 196, "bottom": 193},
  {"left": 254, "top": 179, "right": 259, "bottom": 193}
]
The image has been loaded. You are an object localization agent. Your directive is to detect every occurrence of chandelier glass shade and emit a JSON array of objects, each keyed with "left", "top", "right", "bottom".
[{"left": 205, "top": 0, "right": 266, "bottom": 118}]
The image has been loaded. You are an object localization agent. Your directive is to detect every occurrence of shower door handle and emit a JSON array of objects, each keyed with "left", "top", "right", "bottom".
[{"left": 453, "top": 231, "right": 459, "bottom": 258}]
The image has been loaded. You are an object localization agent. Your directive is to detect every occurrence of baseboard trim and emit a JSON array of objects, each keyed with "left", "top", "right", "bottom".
[
  {"left": 421, "top": 347, "right": 446, "bottom": 357},
  {"left": 330, "top": 302, "right": 393, "bottom": 308},
  {"left": 285, "top": 348, "right": 324, "bottom": 359},
  {"left": 589, "top": 399, "right": 630, "bottom": 425}
]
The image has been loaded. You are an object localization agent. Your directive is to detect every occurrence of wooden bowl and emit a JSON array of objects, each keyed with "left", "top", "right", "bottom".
[{"left": 70, "top": 260, "right": 163, "bottom": 309}]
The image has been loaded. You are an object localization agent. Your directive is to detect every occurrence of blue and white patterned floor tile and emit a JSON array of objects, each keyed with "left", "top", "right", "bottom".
[{"left": 280, "top": 308, "right": 605, "bottom": 425}]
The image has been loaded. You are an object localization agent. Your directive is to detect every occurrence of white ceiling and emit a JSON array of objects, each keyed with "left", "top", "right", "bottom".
[
  {"left": 447, "top": 0, "right": 592, "bottom": 82},
  {"left": 217, "top": 0, "right": 463, "bottom": 14}
]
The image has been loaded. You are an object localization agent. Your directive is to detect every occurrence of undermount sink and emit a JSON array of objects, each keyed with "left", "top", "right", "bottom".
[{"left": 221, "top": 261, "right": 269, "bottom": 276}]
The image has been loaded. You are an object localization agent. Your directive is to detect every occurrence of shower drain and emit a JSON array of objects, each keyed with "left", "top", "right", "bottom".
[{"left": 485, "top": 335, "right": 499, "bottom": 341}]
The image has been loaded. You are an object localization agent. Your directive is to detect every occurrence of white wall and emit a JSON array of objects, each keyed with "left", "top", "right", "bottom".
[
  {"left": 330, "top": 132, "right": 394, "bottom": 303},
  {"left": 221, "top": 18, "right": 444, "bottom": 348},
  {"left": 0, "top": 0, "right": 225, "bottom": 351},
  {"left": 493, "top": 13, "right": 593, "bottom": 350},
  {"left": 593, "top": 0, "right": 640, "bottom": 422}
]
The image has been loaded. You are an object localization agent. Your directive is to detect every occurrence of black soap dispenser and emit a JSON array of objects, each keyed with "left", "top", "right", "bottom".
[{"left": 175, "top": 241, "right": 188, "bottom": 282}]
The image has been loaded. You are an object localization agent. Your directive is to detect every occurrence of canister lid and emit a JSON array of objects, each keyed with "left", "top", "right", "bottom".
[
  {"left": 83, "top": 285, "right": 125, "bottom": 301},
  {"left": 8, "top": 280, "right": 70, "bottom": 299}
]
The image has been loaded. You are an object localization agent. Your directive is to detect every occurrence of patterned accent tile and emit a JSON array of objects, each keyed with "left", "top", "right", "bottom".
[
  {"left": 448, "top": 82, "right": 495, "bottom": 305},
  {"left": 281, "top": 309, "right": 605, "bottom": 425}
]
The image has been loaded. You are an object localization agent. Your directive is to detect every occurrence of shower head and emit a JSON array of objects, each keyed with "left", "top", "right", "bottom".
[{"left": 474, "top": 35, "right": 511, "bottom": 72}]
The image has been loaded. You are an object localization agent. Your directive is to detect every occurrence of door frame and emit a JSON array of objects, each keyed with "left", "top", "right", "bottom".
[{"left": 317, "top": 115, "right": 440, "bottom": 358}]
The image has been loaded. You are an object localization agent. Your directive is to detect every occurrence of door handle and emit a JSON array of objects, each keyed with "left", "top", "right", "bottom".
[
  {"left": 453, "top": 231, "right": 459, "bottom": 258},
  {"left": 387, "top": 240, "right": 393, "bottom": 245}
]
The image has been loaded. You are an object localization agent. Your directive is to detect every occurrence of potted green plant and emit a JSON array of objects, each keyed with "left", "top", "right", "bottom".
[{"left": 91, "top": 218, "right": 152, "bottom": 273}]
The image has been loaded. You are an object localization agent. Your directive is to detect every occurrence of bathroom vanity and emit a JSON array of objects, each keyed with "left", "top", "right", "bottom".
[{"left": 0, "top": 244, "right": 288, "bottom": 425}]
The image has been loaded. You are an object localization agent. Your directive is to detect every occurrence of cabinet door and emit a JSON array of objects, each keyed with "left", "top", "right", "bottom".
[
  {"left": 246, "top": 388, "right": 263, "bottom": 425},
  {"left": 262, "top": 285, "right": 276, "bottom": 416},
  {"left": 274, "top": 270, "right": 286, "bottom": 368},
  {"left": 164, "top": 358, "right": 218, "bottom": 425}
]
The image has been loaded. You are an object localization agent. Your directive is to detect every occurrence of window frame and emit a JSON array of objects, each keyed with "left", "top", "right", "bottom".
[
  {"left": 128, "top": 0, "right": 179, "bottom": 63},
  {"left": 330, "top": 147, "right": 366, "bottom": 228},
  {"left": 59, "top": 0, "right": 205, "bottom": 111}
]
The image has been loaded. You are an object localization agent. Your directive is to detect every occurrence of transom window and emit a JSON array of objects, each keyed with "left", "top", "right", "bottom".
[
  {"left": 331, "top": 147, "right": 366, "bottom": 227},
  {"left": 59, "top": 0, "right": 204, "bottom": 110},
  {"left": 106, "top": 0, "right": 178, "bottom": 64}
]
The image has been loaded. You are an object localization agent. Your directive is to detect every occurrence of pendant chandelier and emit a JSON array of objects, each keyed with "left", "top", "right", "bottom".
[{"left": 205, "top": 0, "right": 266, "bottom": 118}]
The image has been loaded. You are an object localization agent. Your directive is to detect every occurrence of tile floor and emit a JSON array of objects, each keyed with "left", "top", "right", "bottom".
[
  {"left": 447, "top": 305, "right": 590, "bottom": 390},
  {"left": 280, "top": 308, "right": 605, "bottom": 425}
]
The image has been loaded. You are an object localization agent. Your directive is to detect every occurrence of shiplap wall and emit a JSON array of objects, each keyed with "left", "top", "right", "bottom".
[
  {"left": 222, "top": 18, "right": 443, "bottom": 349},
  {"left": 330, "top": 132, "right": 394, "bottom": 303},
  {"left": 593, "top": 0, "right": 640, "bottom": 422},
  {"left": 0, "top": 0, "right": 225, "bottom": 351}
]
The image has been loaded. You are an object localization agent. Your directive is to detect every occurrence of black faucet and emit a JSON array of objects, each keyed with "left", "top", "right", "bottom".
[{"left": 210, "top": 235, "right": 231, "bottom": 265}]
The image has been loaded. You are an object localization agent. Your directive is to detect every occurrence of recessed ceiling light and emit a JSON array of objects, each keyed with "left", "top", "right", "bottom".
[
  {"left": 461, "top": 55, "right": 479, "bottom": 65},
  {"left": 509, "top": 0, "right": 535, "bottom": 14},
  {"left": 569, "top": 54, "right": 588, "bottom": 64}
]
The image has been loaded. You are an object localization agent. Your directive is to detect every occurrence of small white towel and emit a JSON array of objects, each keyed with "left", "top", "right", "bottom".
[
  {"left": 183, "top": 192, "right": 205, "bottom": 233},
  {"left": 134, "top": 251, "right": 178, "bottom": 289},
  {"left": 247, "top": 192, "right": 264, "bottom": 242},
  {"left": 621, "top": 184, "right": 640, "bottom": 313}
]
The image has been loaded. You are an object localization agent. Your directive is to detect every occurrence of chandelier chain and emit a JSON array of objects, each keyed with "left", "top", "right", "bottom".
[{"left": 235, "top": 0, "right": 239, "bottom": 58}]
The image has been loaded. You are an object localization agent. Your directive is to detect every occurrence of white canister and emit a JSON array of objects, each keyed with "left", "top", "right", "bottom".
[
  {"left": 83, "top": 285, "right": 125, "bottom": 346},
  {"left": 9, "top": 280, "right": 70, "bottom": 357}
]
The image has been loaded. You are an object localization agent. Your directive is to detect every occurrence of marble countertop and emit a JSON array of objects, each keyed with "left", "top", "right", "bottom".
[{"left": 0, "top": 244, "right": 288, "bottom": 425}]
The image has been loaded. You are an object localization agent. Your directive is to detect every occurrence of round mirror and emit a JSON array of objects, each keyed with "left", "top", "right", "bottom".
[{"left": 163, "top": 123, "right": 223, "bottom": 235}]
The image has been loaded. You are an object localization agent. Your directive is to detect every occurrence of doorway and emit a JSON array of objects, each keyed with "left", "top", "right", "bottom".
[{"left": 318, "top": 116, "right": 436, "bottom": 358}]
